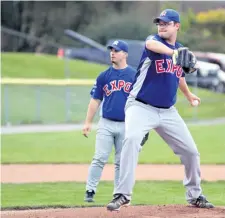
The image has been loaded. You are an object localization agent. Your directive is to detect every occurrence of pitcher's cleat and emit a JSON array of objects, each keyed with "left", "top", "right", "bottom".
[
  {"left": 190, "top": 195, "right": 214, "bottom": 208},
  {"left": 107, "top": 194, "right": 130, "bottom": 211}
]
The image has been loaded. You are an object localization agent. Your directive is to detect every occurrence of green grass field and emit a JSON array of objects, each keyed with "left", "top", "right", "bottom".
[
  {"left": 1, "top": 84, "right": 225, "bottom": 124},
  {"left": 2, "top": 181, "right": 225, "bottom": 208},
  {"left": 2, "top": 124, "right": 225, "bottom": 164},
  {"left": 1, "top": 85, "right": 95, "bottom": 124},
  {"left": 2, "top": 53, "right": 224, "bottom": 210},
  {"left": 1, "top": 53, "right": 108, "bottom": 79},
  {"left": 1, "top": 53, "right": 225, "bottom": 124}
]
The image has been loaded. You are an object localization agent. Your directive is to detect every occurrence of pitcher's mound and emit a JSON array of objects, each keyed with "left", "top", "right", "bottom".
[{"left": 2, "top": 205, "right": 225, "bottom": 218}]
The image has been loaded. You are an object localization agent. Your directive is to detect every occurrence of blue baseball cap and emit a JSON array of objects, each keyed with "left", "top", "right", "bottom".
[
  {"left": 107, "top": 40, "right": 128, "bottom": 53},
  {"left": 153, "top": 9, "right": 180, "bottom": 23}
]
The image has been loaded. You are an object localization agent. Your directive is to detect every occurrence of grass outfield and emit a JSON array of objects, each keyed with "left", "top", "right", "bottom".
[
  {"left": 2, "top": 181, "right": 225, "bottom": 208},
  {"left": 1, "top": 53, "right": 108, "bottom": 79},
  {"left": 1, "top": 85, "right": 95, "bottom": 124},
  {"left": 1, "top": 84, "right": 225, "bottom": 124},
  {"left": 1, "top": 53, "right": 225, "bottom": 124},
  {"left": 2, "top": 124, "right": 225, "bottom": 164}
]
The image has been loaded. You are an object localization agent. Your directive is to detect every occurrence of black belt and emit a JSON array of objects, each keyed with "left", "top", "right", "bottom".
[{"left": 135, "top": 98, "right": 170, "bottom": 109}]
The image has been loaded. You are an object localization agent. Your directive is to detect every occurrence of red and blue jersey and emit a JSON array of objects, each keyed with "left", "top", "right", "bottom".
[
  {"left": 130, "top": 34, "right": 185, "bottom": 108},
  {"left": 91, "top": 66, "right": 136, "bottom": 121}
]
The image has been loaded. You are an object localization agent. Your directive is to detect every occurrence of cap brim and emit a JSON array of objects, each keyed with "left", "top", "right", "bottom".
[
  {"left": 153, "top": 16, "right": 171, "bottom": 23},
  {"left": 107, "top": 45, "right": 122, "bottom": 52}
]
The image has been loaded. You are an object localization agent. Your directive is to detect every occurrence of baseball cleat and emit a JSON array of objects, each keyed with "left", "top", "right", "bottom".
[
  {"left": 190, "top": 195, "right": 214, "bottom": 208},
  {"left": 107, "top": 194, "right": 130, "bottom": 211},
  {"left": 84, "top": 190, "right": 95, "bottom": 202}
]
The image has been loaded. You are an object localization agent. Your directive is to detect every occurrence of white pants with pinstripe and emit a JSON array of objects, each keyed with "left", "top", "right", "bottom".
[
  {"left": 114, "top": 96, "right": 202, "bottom": 203},
  {"left": 86, "top": 118, "right": 125, "bottom": 193}
]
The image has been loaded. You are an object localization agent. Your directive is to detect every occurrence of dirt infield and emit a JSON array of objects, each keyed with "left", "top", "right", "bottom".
[
  {"left": 1, "top": 205, "right": 225, "bottom": 218},
  {"left": 2, "top": 164, "right": 225, "bottom": 218},
  {"left": 2, "top": 164, "right": 225, "bottom": 183}
]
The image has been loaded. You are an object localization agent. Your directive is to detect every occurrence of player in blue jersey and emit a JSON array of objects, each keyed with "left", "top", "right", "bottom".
[
  {"left": 83, "top": 40, "right": 148, "bottom": 202},
  {"left": 107, "top": 9, "right": 214, "bottom": 211}
]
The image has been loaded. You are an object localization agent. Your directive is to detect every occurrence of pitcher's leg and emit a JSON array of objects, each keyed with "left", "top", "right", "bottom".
[
  {"left": 155, "top": 108, "right": 202, "bottom": 203},
  {"left": 86, "top": 126, "right": 114, "bottom": 193},
  {"left": 114, "top": 103, "right": 159, "bottom": 200},
  {"left": 114, "top": 123, "right": 125, "bottom": 192}
]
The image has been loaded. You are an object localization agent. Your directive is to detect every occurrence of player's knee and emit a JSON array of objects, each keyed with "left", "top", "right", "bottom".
[
  {"left": 124, "top": 133, "right": 143, "bottom": 150},
  {"left": 186, "top": 147, "right": 199, "bottom": 157},
  {"left": 92, "top": 158, "right": 107, "bottom": 168},
  {"left": 92, "top": 153, "right": 108, "bottom": 166}
]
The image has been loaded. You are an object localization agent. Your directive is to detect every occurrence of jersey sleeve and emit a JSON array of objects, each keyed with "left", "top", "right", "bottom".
[
  {"left": 146, "top": 34, "right": 160, "bottom": 42},
  {"left": 145, "top": 34, "right": 162, "bottom": 60},
  {"left": 90, "top": 73, "right": 104, "bottom": 100}
]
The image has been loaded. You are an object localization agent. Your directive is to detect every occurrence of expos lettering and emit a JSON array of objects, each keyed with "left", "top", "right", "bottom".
[
  {"left": 155, "top": 59, "right": 183, "bottom": 78},
  {"left": 103, "top": 80, "right": 132, "bottom": 96}
]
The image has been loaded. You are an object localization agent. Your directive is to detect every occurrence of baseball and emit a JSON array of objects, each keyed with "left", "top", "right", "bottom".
[{"left": 192, "top": 100, "right": 199, "bottom": 107}]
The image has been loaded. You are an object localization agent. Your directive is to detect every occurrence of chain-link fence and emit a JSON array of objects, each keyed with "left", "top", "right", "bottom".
[
  {"left": 2, "top": 81, "right": 225, "bottom": 126},
  {"left": 1, "top": 84, "right": 94, "bottom": 125},
  {"left": 1, "top": 27, "right": 225, "bottom": 126}
]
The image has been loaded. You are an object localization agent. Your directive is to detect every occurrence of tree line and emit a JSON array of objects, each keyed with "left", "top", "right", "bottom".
[{"left": 1, "top": 1, "right": 225, "bottom": 53}]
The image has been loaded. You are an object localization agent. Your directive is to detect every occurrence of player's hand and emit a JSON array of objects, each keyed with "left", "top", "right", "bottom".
[
  {"left": 82, "top": 122, "right": 92, "bottom": 138},
  {"left": 187, "top": 93, "right": 201, "bottom": 107}
]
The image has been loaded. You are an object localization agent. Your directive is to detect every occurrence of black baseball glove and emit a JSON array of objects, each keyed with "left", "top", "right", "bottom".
[{"left": 172, "top": 47, "right": 198, "bottom": 74}]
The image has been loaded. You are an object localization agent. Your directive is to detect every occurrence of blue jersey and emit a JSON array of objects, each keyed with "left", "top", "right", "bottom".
[
  {"left": 91, "top": 66, "right": 136, "bottom": 121},
  {"left": 130, "top": 34, "right": 185, "bottom": 108}
]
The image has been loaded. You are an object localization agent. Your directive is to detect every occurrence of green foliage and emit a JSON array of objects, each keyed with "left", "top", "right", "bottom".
[
  {"left": 179, "top": 31, "right": 225, "bottom": 53},
  {"left": 186, "top": 8, "right": 225, "bottom": 49},
  {"left": 82, "top": 11, "right": 151, "bottom": 45},
  {"left": 177, "top": 21, "right": 225, "bottom": 52},
  {"left": 2, "top": 2, "right": 225, "bottom": 53},
  {"left": 196, "top": 8, "right": 225, "bottom": 24}
]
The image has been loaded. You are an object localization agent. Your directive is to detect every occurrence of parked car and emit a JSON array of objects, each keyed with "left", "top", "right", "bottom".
[
  {"left": 193, "top": 51, "right": 225, "bottom": 72},
  {"left": 185, "top": 61, "right": 225, "bottom": 93},
  {"left": 60, "top": 47, "right": 110, "bottom": 65},
  {"left": 58, "top": 29, "right": 145, "bottom": 68}
]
